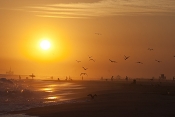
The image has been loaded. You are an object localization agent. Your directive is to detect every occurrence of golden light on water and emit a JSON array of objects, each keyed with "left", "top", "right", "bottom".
[
  {"left": 44, "top": 96, "right": 58, "bottom": 103},
  {"left": 42, "top": 87, "right": 53, "bottom": 92},
  {"left": 47, "top": 96, "right": 57, "bottom": 100}
]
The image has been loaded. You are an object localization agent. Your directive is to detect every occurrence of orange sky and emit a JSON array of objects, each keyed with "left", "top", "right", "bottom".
[{"left": 0, "top": 0, "right": 175, "bottom": 79}]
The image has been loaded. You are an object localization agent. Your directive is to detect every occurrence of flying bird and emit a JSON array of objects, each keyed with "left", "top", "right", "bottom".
[
  {"left": 88, "top": 56, "right": 93, "bottom": 59},
  {"left": 148, "top": 48, "right": 153, "bottom": 51},
  {"left": 87, "top": 94, "right": 97, "bottom": 99},
  {"left": 80, "top": 73, "right": 88, "bottom": 76},
  {"left": 155, "top": 60, "right": 161, "bottom": 62},
  {"left": 124, "top": 55, "right": 130, "bottom": 60},
  {"left": 82, "top": 67, "right": 88, "bottom": 70},
  {"left": 136, "top": 62, "right": 143, "bottom": 64},
  {"left": 95, "top": 33, "right": 102, "bottom": 35},
  {"left": 89, "top": 59, "right": 95, "bottom": 62},
  {"left": 109, "top": 59, "right": 117, "bottom": 63},
  {"left": 76, "top": 60, "right": 81, "bottom": 63}
]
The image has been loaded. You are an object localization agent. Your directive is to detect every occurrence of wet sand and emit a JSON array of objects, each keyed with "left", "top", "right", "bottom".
[{"left": 11, "top": 80, "right": 175, "bottom": 117}]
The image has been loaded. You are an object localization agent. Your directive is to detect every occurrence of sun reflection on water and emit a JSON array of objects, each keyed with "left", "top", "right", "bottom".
[
  {"left": 47, "top": 96, "right": 57, "bottom": 100},
  {"left": 42, "top": 87, "right": 53, "bottom": 92},
  {"left": 33, "top": 81, "right": 85, "bottom": 103},
  {"left": 44, "top": 96, "right": 58, "bottom": 103}
]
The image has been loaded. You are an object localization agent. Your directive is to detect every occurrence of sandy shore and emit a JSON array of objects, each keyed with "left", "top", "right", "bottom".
[{"left": 11, "top": 80, "right": 175, "bottom": 117}]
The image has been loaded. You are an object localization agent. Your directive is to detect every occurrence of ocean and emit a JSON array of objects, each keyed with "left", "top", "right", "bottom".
[{"left": 0, "top": 78, "right": 85, "bottom": 116}]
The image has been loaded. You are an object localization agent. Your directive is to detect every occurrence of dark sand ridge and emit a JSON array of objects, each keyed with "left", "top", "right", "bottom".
[{"left": 11, "top": 80, "right": 175, "bottom": 117}]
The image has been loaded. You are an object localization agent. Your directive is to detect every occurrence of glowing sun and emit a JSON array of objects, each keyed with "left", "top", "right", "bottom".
[{"left": 40, "top": 40, "right": 51, "bottom": 50}]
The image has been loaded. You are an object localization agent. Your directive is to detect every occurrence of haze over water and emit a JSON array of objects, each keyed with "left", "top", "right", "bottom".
[{"left": 0, "top": 0, "right": 175, "bottom": 79}]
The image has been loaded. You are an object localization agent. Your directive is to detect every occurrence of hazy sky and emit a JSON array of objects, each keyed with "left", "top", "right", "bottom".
[{"left": 0, "top": 0, "right": 175, "bottom": 79}]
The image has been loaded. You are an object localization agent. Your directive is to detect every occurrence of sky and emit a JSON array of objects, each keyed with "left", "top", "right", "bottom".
[{"left": 0, "top": 0, "right": 175, "bottom": 80}]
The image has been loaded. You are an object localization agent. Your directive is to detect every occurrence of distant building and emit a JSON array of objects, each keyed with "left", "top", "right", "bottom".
[{"left": 159, "top": 74, "right": 166, "bottom": 80}]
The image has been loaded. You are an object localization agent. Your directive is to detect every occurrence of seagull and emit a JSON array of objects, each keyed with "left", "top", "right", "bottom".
[
  {"left": 87, "top": 94, "right": 97, "bottom": 99},
  {"left": 76, "top": 60, "right": 81, "bottom": 63},
  {"left": 124, "top": 55, "right": 130, "bottom": 60},
  {"left": 109, "top": 59, "right": 117, "bottom": 63},
  {"left": 95, "top": 33, "right": 102, "bottom": 35},
  {"left": 89, "top": 59, "right": 95, "bottom": 62},
  {"left": 155, "top": 60, "right": 161, "bottom": 63},
  {"left": 136, "top": 62, "right": 143, "bottom": 64},
  {"left": 88, "top": 56, "right": 93, "bottom": 59},
  {"left": 148, "top": 48, "right": 153, "bottom": 51},
  {"left": 80, "top": 73, "right": 88, "bottom": 76},
  {"left": 82, "top": 67, "right": 88, "bottom": 70}
]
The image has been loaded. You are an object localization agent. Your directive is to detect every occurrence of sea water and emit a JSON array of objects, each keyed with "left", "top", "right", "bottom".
[{"left": 0, "top": 78, "right": 84, "bottom": 116}]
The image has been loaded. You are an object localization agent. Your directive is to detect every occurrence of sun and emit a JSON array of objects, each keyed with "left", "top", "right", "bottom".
[{"left": 40, "top": 40, "right": 51, "bottom": 50}]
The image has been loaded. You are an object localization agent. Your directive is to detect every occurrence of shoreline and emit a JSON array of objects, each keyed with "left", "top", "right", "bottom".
[{"left": 10, "top": 80, "right": 175, "bottom": 117}]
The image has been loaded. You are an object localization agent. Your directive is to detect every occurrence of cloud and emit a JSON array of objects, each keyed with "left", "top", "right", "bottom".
[{"left": 24, "top": 0, "right": 175, "bottom": 18}]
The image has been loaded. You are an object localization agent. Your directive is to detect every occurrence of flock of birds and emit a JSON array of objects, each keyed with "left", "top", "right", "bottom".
[
  {"left": 76, "top": 55, "right": 131, "bottom": 79},
  {"left": 75, "top": 47, "right": 175, "bottom": 80},
  {"left": 20, "top": 46, "right": 174, "bottom": 81}
]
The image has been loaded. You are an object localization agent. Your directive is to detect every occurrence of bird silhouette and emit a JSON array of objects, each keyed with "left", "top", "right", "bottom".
[
  {"left": 80, "top": 73, "right": 88, "bottom": 76},
  {"left": 136, "top": 62, "right": 143, "bottom": 64},
  {"left": 89, "top": 59, "right": 95, "bottom": 62},
  {"left": 76, "top": 60, "right": 81, "bottom": 63},
  {"left": 95, "top": 33, "right": 102, "bottom": 35},
  {"left": 148, "top": 48, "right": 153, "bottom": 51},
  {"left": 109, "top": 59, "right": 117, "bottom": 63},
  {"left": 87, "top": 94, "right": 97, "bottom": 99},
  {"left": 82, "top": 67, "right": 88, "bottom": 70},
  {"left": 124, "top": 55, "right": 130, "bottom": 60},
  {"left": 155, "top": 60, "right": 161, "bottom": 63},
  {"left": 88, "top": 56, "right": 93, "bottom": 59}
]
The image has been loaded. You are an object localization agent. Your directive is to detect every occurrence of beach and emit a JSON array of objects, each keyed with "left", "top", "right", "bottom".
[
  {"left": 10, "top": 79, "right": 175, "bottom": 117},
  {"left": 1, "top": 0, "right": 175, "bottom": 117}
]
